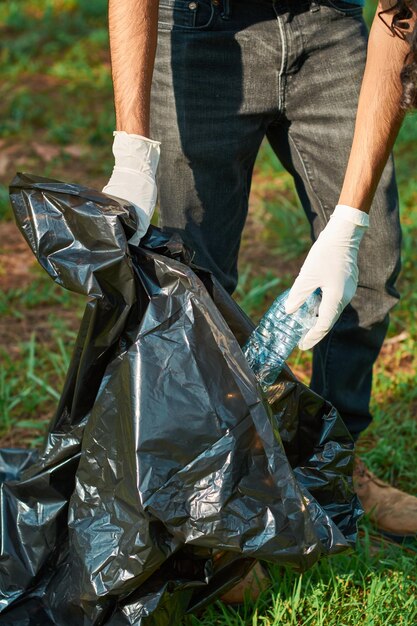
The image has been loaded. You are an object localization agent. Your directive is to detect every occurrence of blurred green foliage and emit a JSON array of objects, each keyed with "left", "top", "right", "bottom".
[{"left": 0, "top": 0, "right": 112, "bottom": 144}]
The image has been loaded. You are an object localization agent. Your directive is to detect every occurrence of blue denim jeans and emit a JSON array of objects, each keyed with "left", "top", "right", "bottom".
[{"left": 150, "top": 0, "right": 402, "bottom": 439}]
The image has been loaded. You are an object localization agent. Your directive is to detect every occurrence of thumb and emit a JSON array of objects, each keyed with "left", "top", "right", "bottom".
[{"left": 285, "top": 276, "right": 318, "bottom": 315}]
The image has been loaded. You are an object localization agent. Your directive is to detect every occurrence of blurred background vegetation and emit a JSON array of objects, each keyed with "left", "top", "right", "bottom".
[{"left": 0, "top": 1, "right": 416, "bottom": 624}]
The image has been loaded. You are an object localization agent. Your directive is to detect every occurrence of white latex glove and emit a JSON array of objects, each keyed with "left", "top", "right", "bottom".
[
  {"left": 102, "top": 131, "right": 161, "bottom": 246},
  {"left": 285, "top": 205, "right": 370, "bottom": 350}
]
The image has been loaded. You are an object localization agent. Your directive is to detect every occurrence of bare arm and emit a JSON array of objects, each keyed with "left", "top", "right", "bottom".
[
  {"left": 286, "top": 2, "right": 415, "bottom": 347},
  {"left": 338, "top": 0, "right": 414, "bottom": 212},
  {"left": 108, "top": 0, "right": 159, "bottom": 137}
]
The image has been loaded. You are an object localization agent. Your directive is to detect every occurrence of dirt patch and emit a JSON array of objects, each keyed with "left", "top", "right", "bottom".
[
  {"left": 0, "top": 423, "right": 50, "bottom": 449},
  {"left": 0, "top": 222, "right": 81, "bottom": 346},
  {"left": 0, "top": 307, "right": 79, "bottom": 359},
  {"left": 0, "top": 222, "right": 36, "bottom": 291},
  {"left": 1, "top": 136, "right": 109, "bottom": 210},
  {"left": 14, "top": 72, "right": 67, "bottom": 93},
  {"left": 378, "top": 332, "right": 413, "bottom": 374}
]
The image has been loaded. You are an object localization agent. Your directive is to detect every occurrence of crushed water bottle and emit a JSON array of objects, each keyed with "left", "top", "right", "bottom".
[{"left": 243, "top": 288, "right": 322, "bottom": 390}]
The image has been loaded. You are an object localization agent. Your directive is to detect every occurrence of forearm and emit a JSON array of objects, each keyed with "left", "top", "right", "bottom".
[
  {"left": 338, "top": 1, "right": 412, "bottom": 212},
  {"left": 108, "top": 0, "right": 159, "bottom": 137}
]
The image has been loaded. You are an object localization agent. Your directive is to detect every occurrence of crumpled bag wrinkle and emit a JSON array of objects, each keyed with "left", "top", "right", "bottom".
[{"left": 0, "top": 173, "right": 362, "bottom": 625}]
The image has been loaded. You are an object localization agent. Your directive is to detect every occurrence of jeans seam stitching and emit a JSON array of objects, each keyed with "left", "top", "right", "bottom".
[
  {"left": 276, "top": 15, "right": 288, "bottom": 113},
  {"left": 287, "top": 129, "right": 335, "bottom": 394},
  {"left": 287, "top": 132, "right": 329, "bottom": 228}
]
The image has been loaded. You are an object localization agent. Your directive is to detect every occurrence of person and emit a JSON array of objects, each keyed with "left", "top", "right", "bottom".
[
  {"left": 103, "top": 0, "right": 417, "bottom": 598},
  {"left": 283, "top": 0, "right": 417, "bottom": 541}
]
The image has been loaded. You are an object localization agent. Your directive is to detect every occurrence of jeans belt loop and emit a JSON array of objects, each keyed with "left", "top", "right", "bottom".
[{"left": 220, "top": 0, "right": 231, "bottom": 19}]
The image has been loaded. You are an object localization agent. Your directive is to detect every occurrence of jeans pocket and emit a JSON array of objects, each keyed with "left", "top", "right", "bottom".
[
  {"left": 158, "top": 0, "right": 216, "bottom": 31},
  {"left": 320, "top": 0, "right": 363, "bottom": 17}
]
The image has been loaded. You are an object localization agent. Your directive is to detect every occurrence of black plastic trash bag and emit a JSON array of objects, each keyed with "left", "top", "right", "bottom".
[{"left": 0, "top": 173, "right": 362, "bottom": 625}]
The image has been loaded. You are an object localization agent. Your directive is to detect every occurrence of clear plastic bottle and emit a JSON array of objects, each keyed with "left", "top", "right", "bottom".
[{"left": 243, "top": 288, "right": 321, "bottom": 390}]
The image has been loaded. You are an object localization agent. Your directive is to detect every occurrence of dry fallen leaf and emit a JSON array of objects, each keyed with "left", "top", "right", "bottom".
[
  {"left": 62, "top": 144, "right": 86, "bottom": 158},
  {"left": 31, "top": 142, "right": 60, "bottom": 162},
  {"left": 0, "top": 153, "right": 10, "bottom": 176}
]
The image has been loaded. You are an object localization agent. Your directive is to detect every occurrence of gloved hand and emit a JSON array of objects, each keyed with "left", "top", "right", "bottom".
[
  {"left": 285, "top": 205, "right": 369, "bottom": 350},
  {"left": 102, "top": 131, "right": 161, "bottom": 246}
]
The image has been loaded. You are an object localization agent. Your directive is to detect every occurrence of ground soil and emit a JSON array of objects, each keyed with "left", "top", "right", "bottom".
[
  {"left": 0, "top": 221, "right": 35, "bottom": 291},
  {"left": 0, "top": 222, "right": 79, "bottom": 347}
]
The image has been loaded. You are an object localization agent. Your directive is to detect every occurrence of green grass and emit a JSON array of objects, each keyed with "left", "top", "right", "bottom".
[
  {"left": 184, "top": 534, "right": 417, "bottom": 626},
  {"left": 0, "top": 265, "right": 83, "bottom": 443},
  {"left": 0, "top": 275, "right": 76, "bottom": 315},
  {"left": 234, "top": 267, "right": 282, "bottom": 313},
  {"left": 0, "top": 185, "right": 11, "bottom": 221},
  {"left": 0, "top": 2, "right": 112, "bottom": 143},
  {"left": 0, "top": 325, "right": 78, "bottom": 447},
  {"left": 0, "top": 0, "right": 416, "bottom": 624}
]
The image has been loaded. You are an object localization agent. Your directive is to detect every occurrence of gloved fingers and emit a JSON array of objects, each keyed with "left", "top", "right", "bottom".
[
  {"left": 297, "top": 296, "right": 341, "bottom": 350},
  {"left": 111, "top": 166, "right": 156, "bottom": 186},
  {"left": 285, "top": 275, "right": 319, "bottom": 315},
  {"left": 101, "top": 181, "right": 154, "bottom": 245},
  {"left": 127, "top": 222, "right": 148, "bottom": 246},
  {"left": 103, "top": 169, "right": 157, "bottom": 210},
  {"left": 127, "top": 205, "right": 151, "bottom": 245},
  {"left": 102, "top": 182, "right": 157, "bottom": 215}
]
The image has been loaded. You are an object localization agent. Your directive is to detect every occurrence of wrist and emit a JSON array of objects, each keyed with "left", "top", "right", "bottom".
[
  {"left": 337, "top": 180, "right": 375, "bottom": 214},
  {"left": 112, "top": 131, "right": 161, "bottom": 177},
  {"left": 333, "top": 204, "right": 370, "bottom": 228},
  {"left": 113, "top": 130, "right": 161, "bottom": 147}
]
